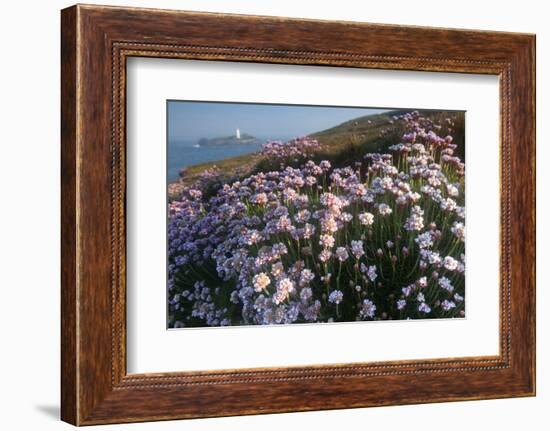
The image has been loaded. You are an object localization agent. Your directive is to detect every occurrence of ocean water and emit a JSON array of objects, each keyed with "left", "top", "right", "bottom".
[{"left": 168, "top": 138, "right": 282, "bottom": 182}]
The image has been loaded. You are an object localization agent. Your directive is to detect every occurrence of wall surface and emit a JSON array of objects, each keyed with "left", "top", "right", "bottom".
[{"left": 0, "top": 0, "right": 546, "bottom": 429}]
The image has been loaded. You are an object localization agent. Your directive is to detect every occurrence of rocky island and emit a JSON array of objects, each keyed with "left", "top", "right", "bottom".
[{"left": 198, "top": 130, "right": 261, "bottom": 147}]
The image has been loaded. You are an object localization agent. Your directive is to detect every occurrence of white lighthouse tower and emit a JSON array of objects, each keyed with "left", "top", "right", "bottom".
[{"left": 235, "top": 128, "right": 241, "bottom": 139}]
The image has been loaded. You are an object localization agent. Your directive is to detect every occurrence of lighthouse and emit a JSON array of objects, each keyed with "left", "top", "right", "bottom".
[{"left": 235, "top": 128, "right": 241, "bottom": 139}]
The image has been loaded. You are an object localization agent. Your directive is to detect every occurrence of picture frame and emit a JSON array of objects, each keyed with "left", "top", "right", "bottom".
[{"left": 61, "top": 4, "right": 535, "bottom": 425}]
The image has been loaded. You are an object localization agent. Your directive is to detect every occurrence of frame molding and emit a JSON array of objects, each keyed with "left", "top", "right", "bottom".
[{"left": 61, "top": 4, "right": 535, "bottom": 425}]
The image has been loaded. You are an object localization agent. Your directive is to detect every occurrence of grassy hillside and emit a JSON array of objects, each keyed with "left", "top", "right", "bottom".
[
  {"left": 169, "top": 109, "right": 464, "bottom": 199},
  {"left": 311, "top": 108, "right": 464, "bottom": 163}
]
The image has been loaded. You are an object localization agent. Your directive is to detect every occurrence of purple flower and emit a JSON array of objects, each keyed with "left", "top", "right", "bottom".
[{"left": 328, "top": 290, "right": 344, "bottom": 304}]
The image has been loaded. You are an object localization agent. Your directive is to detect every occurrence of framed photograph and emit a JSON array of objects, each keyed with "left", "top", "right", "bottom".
[{"left": 61, "top": 4, "right": 536, "bottom": 425}]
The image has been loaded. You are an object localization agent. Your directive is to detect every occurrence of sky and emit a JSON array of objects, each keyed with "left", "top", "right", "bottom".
[{"left": 168, "top": 101, "right": 390, "bottom": 142}]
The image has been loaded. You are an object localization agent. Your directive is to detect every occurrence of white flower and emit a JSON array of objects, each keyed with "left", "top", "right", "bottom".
[
  {"left": 273, "top": 290, "right": 287, "bottom": 305},
  {"left": 272, "top": 243, "right": 288, "bottom": 257},
  {"left": 402, "top": 284, "right": 414, "bottom": 297},
  {"left": 378, "top": 203, "right": 393, "bottom": 216},
  {"left": 335, "top": 246, "right": 349, "bottom": 262},
  {"left": 415, "top": 232, "right": 433, "bottom": 249},
  {"left": 319, "top": 234, "right": 335, "bottom": 249},
  {"left": 294, "top": 209, "right": 311, "bottom": 223},
  {"left": 320, "top": 192, "right": 338, "bottom": 207},
  {"left": 318, "top": 249, "right": 332, "bottom": 262},
  {"left": 440, "top": 197, "right": 457, "bottom": 212},
  {"left": 276, "top": 215, "right": 293, "bottom": 232},
  {"left": 252, "top": 272, "right": 271, "bottom": 292},
  {"left": 321, "top": 217, "right": 339, "bottom": 233},
  {"left": 411, "top": 205, "right": 424, "bottom": 216},
  {"left": 319, "top": 160, "right": 331, "bottom": 171},
  {"left": 380, "top": 177, "right": 393, "bottom": 189},
  {"left": 341, "top": 212, "right": 353, "bottom": 222},
  {"left": 421, "top": 250, "right": 442, "bottom": 265},
  {"left": 283, "top": 187, "right": 298, "bottom": 202},
  {"left": 251, "top": 192, "right": 268, "bottom": 205},
  {"left": 299, "top": 269, "right": 315, "bottom": 286},
  {"left": 358, "top": 212, "right": 375, "bottom": 226},
  {"left": 396, "top": 299, "right": 407, "bottom": 310},
  {"left": 417, "top": 276, "right": 428, "bottom": 288},
  {"left": 274, "top": 277, "right": 295, "bottom": 304},
  {"left": 441, "top": 300, "right": 456, "bottom": 311},
  {"left": 407, "top": 191, "right": 421, "bottom": 203},
  {"left": 305, "top": 176, "right": 317, "bottom": 186},
  {"left": 303, "top": 223, "right": 316, "bottom": 239},
  {"left": 351, "top": 240, "right": 364, "bottom": 259},
  {"left": 404, "top": 206, "right": 424, "bottom": 231},
  {"left": 404, "top": 214, "right": 424, "bottom": 231},
  {"left": 243, "top": 229, "right": 263, "bottom": 246},
  {"left": 421, "top": 185, "right": 436, "bottom": 196},
  {"left": 328, "top": 290, "right": 344, "bottom": 304},
  {"left": 367, "top": 265, "right": 378, "bottom": 282},
  {"left": 418, "top": 302, "right": 431, "bottom": 313},
  {"left": 438, "top": 276, "right": 454, "bottom": 292},
  {"left": 451, "top": 221, "right": 465, "bottom": 241},
  {"left": 443, "top": 256, "right": 459, "bottom": 271},
  {"left": 428, "top": 176, "right": 442, "bottom": 187},
  {"left": 447, "top": 184, "right": 459, "bottom": 197},
  {"left": 271, "top": 262, "right": 285, "bottom": 278}
]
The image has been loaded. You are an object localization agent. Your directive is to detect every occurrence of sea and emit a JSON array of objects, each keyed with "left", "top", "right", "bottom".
[{"left": 167, "top": 137, "right": 288, "bottom": 182}]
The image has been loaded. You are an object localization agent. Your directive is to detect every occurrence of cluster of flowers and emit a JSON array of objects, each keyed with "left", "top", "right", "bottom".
[
  {"left": 260, "top": 137, "right": 322, "bottom": 165},
  {"left": 168, "top": 165, "right": 226, "bottom": 200},
  {"left": 168, "top": 111, "right": 465, "bottom": 327}
]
